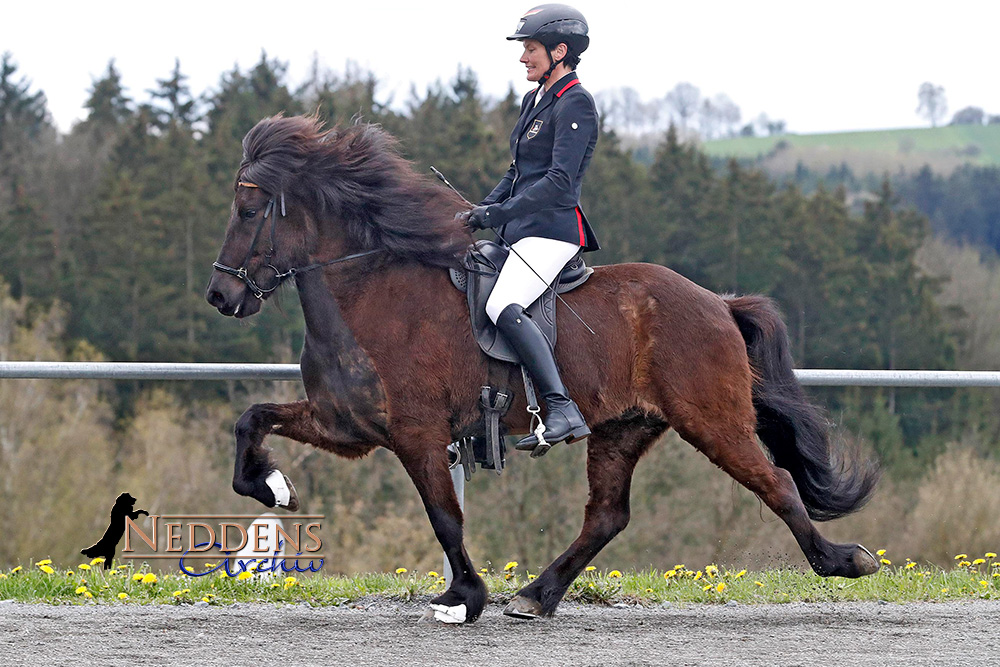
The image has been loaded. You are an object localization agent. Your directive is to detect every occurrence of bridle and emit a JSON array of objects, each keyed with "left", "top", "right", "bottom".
[{"left": 212, "top": 181, "right": 381, "bottom": 298}]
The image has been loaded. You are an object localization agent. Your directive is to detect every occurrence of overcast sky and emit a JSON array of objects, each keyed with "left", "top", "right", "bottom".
[{"left": 4, "top": 0, "right": 998, "bottom": 135}]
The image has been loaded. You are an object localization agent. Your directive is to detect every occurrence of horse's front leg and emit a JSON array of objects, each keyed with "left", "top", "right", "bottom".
[
  {"left": 231, "top": 401, "right": 307, "bottom": 510},
  {"left": 394, "top": 431, "right": 488, "bottom": 624}
]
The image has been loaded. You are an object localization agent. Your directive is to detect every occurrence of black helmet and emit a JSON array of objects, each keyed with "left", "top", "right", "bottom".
[{"left": 507, "top": 4, "right": 590, "bottom": 56}]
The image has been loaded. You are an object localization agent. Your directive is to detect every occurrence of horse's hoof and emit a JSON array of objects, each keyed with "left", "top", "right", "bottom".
[
  {"left": 417, "top": 603, "right": 467, "bottom": 624},
  {"left": 853, "top": 544, "right": 880, "bottom": 577},
  {"left": 265, "top": 471, "right": 299, "bottom": 512},
  {"left": 503, "top": 595, "right": 543, "bottom": 619}
]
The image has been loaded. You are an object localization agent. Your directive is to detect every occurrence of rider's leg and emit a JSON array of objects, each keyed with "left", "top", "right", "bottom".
[{"left": 486, "top": 237, "right": 589, "bottom": 455}]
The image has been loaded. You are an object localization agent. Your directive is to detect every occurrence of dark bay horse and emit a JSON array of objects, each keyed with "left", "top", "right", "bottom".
[{"left": 205, "top": 114, "right": 879, "bottom": 624}]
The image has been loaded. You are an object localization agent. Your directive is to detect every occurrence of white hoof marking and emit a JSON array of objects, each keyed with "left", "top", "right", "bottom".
[
  {"left": 265, "top": 470, "right": 291, "bottom": 507},
  {"left": 429, "top": 603, "right": 467, "bottom": 624}
]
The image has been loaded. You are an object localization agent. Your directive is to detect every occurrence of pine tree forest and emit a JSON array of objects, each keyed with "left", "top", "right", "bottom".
[{"left": 3, "top": 52, "right": 1000, "bottom": 572}]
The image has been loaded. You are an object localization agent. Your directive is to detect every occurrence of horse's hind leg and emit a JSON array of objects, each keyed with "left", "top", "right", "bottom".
[
  {"left": 505, "top": 414, "right": 665, "bottom": 619},
  {"left": 679, "top": 419, "right": 879, "bottom": 579},
  {"left": 394, "top": 434, "right": 488, "bottom": 624}
]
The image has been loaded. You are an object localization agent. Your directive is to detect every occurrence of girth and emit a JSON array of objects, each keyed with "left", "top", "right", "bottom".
[{"left": 449, "top": 240, "right": 593, "bottom": 364}]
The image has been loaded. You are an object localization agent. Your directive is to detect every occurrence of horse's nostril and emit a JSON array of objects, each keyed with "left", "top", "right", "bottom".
[{"left": 206, "top": 289, "right": 226, "bottom": 307}]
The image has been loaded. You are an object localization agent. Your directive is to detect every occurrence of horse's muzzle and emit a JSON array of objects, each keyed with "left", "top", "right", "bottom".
[{"left": 206, "top": 273, "right": 262, "bottom": 318}]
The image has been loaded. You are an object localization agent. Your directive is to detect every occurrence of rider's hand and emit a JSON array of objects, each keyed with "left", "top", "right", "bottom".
[{"left": 466, "top": 206, "right": 492, "bottom": 230}]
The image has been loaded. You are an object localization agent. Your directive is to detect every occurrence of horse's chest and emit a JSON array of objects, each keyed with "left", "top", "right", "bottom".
[{"left": 300, "top": 339, "right": 390, "bottom": 444}]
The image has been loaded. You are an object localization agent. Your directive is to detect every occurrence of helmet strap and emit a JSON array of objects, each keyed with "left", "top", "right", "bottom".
[{"left": 541, "top": 45, "right": 566, "bottom": 83}]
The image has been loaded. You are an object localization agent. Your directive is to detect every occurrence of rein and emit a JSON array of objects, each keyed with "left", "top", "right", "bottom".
[{"left": 213, "top": 181, "right": 382, "bottom": 298}]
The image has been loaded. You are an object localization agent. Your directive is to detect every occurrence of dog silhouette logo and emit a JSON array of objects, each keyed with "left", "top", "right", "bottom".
[{"left": 81, "top": 492, "right": 148, "bottom": 570}]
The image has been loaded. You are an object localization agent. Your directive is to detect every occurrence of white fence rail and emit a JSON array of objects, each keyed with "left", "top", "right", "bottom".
[{"left": 3, "top": 363, "right": 1000, "bottom": 387}]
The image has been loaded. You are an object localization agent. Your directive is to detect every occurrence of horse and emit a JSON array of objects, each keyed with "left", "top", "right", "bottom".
[{"left": 205, "top": 114, "right": 880, "bottom": 624}]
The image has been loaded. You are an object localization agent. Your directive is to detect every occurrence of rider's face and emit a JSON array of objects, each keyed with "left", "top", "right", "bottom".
[{"left": 519, "top": 39, "right": 551, "bottom": 83}]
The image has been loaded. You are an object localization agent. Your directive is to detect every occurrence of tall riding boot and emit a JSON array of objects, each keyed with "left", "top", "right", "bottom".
[{"left": 495, "top": 304, "right": 590, "bottom": 456}]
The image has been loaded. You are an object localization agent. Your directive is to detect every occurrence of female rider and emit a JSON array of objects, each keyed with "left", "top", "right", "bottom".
[{"left": 462, "top": 4, "right": 600, "bottom": 454}]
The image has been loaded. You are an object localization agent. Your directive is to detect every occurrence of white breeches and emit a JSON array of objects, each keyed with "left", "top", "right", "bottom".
[{"left": 486, "top": 237, "right": 581, "bottom": 324}]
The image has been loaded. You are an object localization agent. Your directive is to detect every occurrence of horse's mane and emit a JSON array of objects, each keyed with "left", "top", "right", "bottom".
[{"left": 237, "top": 114, "right": 470, "bottom": 268}]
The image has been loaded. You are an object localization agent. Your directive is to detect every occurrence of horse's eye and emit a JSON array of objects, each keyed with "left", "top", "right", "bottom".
[{"left": 241, "top": 209, "right": 257, "bottom": 220}]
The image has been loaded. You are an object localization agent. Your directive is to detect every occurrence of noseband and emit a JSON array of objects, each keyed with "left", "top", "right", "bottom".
[{"left": 212, "top": 181, "right": 381, "bottom": 298}]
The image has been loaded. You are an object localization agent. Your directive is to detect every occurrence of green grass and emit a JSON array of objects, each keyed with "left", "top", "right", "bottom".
[
  {"left": 3, "top": 554, "right": 1000, "bottom": 606},
  {"left": 702, "top": 124, "right": 1000, "bottom": 173}
]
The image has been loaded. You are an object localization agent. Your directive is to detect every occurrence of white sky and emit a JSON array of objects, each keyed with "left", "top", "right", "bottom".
[{"left": 4, "top": 0, "right": 998, "bottom": 135}]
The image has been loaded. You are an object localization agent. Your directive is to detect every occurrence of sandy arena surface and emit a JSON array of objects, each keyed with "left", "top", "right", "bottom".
[{"left": 0, "top": 599, "right": 997, "bottom": 666}]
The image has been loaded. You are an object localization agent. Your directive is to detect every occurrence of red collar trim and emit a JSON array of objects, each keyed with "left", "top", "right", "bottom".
[{"left": 555, "top": 79, "right": 580, "bottom": 98}]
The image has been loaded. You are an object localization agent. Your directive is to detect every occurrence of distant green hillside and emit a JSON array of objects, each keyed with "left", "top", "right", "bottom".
[{"left": 702, "top": 125, "right": 1000, "bottom": 174}]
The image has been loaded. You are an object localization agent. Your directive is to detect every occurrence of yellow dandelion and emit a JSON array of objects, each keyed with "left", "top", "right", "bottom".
[
  {"left": 218, "top": 571, "right": 230, "bottom": 578},
  {"left": 755, "top": 581, "right": 764, "bottom": 587},
  {"left": 705, "top": 565, "right": 719, "bottom": 577},
  {"left": 427, "top": 571, "right": 439, "bottom": 578},
  {"left": 973, "top": 559, "right": 986, "bottom": 565},
  {"left": 905, "top": 562, "right": 917, "bottom": 570},
  {"left": 528, "top": 574, "right": 536, "bottom": 580},
  {"left": 39, "top": 565, "right": 55, "bottom": 574},
  {"left": 0, "top": 574, "right": 6, "bottom": 580},
  {"left": 84, "top": 592, "right": 93, "bottom": 599},
  {"left": 90, "top": 557, "right": 105, "bottom": 566},
  {"left": 132, "top": 573, "right": 145, "bottom": 581},
  {"left": 173, "top": 590, "right": 185, "bottom": 597},
  {"left": 993, "top": 573, "right": 1000, "bottom": 578},
  {"left": 201, "top": 597, "right": 211, "bottom": 603},
  {"left": 876, "top": 549, "right": 886, "bottom": 557},
  {"left": 959, "top": 561, "right": 972, "bottom": 568},
  {"left": 237, "top": 571, "right": 253, "bottom": 581},
  {"left": 881, "top": 559, "right": 892, "bottom": 566},
  {"left": 716, "top": 582, "right": 726, "bottom": 593},
  {"left": 955, "top": 554, "right": 968, "bottom": 560},
  {"left": 674, "top": 564, "right": 685, "bottom": 570},
  {"left": 504, "top": 561, "right": 518, "bottom": 571},
  {"left": 608, "top": 570, "right": 622, "bottom": 578},
  {"left": 941, "top": 588, "right": 949, "bottom": 594},
  {"left": 36, "top": 559, "right": 52, "bottom": 566},
  {"left": 986, "top": 552, "right": 997, "bottom": 559},
  {"left": 694, "top": 571, "right": 703, "bottom": 581},
  {"left": 980, "top": 580, "right": 989, "bottom": 588},
  {"left": 395, "top": 567, "right": 407, "bottom": 574},
  {"left": 645, "top": 588, "right": 653, "bottom": 593},
  {"left": 734, "top": 570, "right": 747, "bottom": 579},
  {"left": 270, "top": 583, "right": 280, "bottom": 588},
  {"left": 480, "top": 567, "right": 488, "bottom": 574},
  {"left": 702, "top": 584, "right": 712, "bottom": 591},
  {"left": 992, "top": 562, "right": 1000, "bottom": 568},
  {"left": 118, "top": 593, "right": 128, "bottom": 600},
  {"left": 11, "top": 566, "right": 22, "bottom": 574},
  {"left": 65, "top": 570, "right": 75, "bottom": 577},
  {"left": 589, "top": 582, "right": 595, "bottom": 588},
  {"left": 78, "top": 563, "right": 91, "bottom": 571},
  {"left": 437, "top": 577, "right": 446, "bottom": 585},
  {"left": 75, "top": 586, "right": 88, "bottom": 595},
  {"left": 284, "top": 576, "right": 297, "bottom": 589},
  {"left": 585, "top": 566, "right": 596, "bottom": 572},
  {"left": 117, "top": 565, "right": 129, "bottom": 570},
  {"left": 204, "top": 563, "right": 216, "bottom": 569},
  {"left": 141, "top": 573, "right": 157, "bottom": 584},
  {"left": 664, "top": 570, "right": 676, "bottom": 580}
]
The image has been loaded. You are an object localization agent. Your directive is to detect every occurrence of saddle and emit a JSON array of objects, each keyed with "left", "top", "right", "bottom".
[
  {"left": 446, "top": 240, "right": 593, "bottom": 479},
  {"left": 449, "top": 240, "right": 593, "bottom": 363}
]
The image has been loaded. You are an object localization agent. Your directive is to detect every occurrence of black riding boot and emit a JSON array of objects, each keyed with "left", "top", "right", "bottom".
[{"left": 495, "top": 304, "right": 590, "bottom": 456}]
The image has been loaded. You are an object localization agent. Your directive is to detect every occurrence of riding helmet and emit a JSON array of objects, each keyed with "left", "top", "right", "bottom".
[{"left": 507, "top": 4, "right": 590, "bottom": 55}]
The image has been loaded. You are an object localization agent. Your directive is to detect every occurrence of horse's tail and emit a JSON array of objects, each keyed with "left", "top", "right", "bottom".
[{"left": 725, "top": 294, "right": 879, "bottom": 521}]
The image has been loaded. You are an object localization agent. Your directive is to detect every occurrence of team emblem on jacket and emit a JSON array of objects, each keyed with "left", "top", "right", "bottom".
[{"left": 526, "top": 119, "right": 543, "bottom": 139}]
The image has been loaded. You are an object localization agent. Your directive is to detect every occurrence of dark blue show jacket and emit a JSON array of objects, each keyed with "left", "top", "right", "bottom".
[{"left": 479, "top": 71, "right": 600, "bottom": 252}]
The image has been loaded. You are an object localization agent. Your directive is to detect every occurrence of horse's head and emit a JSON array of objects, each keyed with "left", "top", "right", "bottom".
[
  {"left": 206, "top": 114, "right": 472, "bottom": 318},
  {"left": 205, "top": 181, "right": 310, "bottom": 318},
  {"left": 206, "top": 116, "right": 324, "bottom": 318}
]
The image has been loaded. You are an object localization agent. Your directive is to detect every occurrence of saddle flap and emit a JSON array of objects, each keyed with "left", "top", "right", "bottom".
[{"left": 461, "top": 240, "right": 589, "bottom": 364}]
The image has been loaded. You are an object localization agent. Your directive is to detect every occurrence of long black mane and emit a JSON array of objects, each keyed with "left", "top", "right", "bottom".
[{"left": 237, "top": 114, "right": 470, "bottom": 268}]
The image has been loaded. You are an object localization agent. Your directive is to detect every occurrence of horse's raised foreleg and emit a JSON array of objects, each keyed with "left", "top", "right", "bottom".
[
  {"left": 394, "top": 437, "right": 488, "bottom": 624},
  {"left": 505, "top": 417, "right": 664, "bottom": 619},
  {"left": 232, "top": 401, "right": 313, "bottom": 511}
]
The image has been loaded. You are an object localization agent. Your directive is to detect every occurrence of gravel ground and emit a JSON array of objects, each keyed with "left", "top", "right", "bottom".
[{"left": 0, "top": 599, "right": 997, "bottom": 666}]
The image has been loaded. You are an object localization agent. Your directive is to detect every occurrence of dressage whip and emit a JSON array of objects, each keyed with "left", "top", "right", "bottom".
[{"left": 431, "top": 166, "right": 596, "bottom": 336}]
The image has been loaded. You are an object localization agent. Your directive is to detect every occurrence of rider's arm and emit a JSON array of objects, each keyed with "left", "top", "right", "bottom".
[
  {"left": 479, "top": 93, "right": 597, "bottom": 227},
  {"left": 480, "top": 162, "right": 516, "bottom": 206}
]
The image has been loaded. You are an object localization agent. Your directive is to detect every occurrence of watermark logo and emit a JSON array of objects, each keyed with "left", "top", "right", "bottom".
[{"left": 81, "top": 492, "right": 325, "bottom": 576}]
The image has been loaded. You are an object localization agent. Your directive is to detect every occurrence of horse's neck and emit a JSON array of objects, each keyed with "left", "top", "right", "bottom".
[{"left": 295, "top": 270, "right": 357, "bottom": 347}]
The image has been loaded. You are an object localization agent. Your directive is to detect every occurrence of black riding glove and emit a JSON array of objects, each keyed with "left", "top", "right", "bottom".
[{"left": 467, "top": 206, "right": 493, "bottom": 230}]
